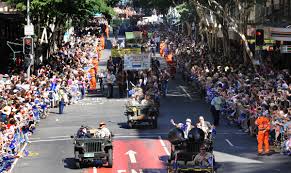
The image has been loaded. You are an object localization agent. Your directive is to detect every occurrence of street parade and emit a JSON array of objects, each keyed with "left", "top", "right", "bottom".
[{"left": 0, "top": 0, "right": 291, "bottom": 173}]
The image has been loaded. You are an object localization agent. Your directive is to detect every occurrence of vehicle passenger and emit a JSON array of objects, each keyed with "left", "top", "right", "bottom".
[
  {"left": 171, "top": 118, "right": 194, "bottom": 138},
  {"left": 196, "top": 116, "right": 212, "bottom": 138},
  {"left": 98, "top": 122, "right": 111, "bottom": 138}
]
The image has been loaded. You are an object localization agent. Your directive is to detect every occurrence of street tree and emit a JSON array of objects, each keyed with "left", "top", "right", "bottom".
[{"left": 5, "top": 0, "right": 115, "bottom": 48}]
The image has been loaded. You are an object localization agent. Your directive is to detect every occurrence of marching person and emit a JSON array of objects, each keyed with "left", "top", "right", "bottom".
[{"left": 255, "top": 111, "right": 271, "bottom": 156}]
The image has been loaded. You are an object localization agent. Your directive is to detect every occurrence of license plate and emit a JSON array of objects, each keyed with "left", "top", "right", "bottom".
[{"left": 84, "top": 153, "right": 94, "bottom": 157}]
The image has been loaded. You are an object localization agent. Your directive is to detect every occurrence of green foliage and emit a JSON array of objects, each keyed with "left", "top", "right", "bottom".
[
  {"left": 176, "top": 2, "right": 196, "bottom": 22},
  {"left": 4, "top": 0, "right": 116, "bottom": 27},
  {"left": 133, "top": 0, "right": 174, "bottom": 14}
]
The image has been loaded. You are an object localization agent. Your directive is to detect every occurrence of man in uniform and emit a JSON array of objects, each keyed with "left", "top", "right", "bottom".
[
  {"left": 98, "top": 122, "right": 111, "bottom": 138},
  {"left": 255, "top": 112, "right": 271, "bottom": 156}
]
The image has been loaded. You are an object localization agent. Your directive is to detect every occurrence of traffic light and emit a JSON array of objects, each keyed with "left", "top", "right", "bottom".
[
  {"left": 255, "top": 29, "right": 264, "bottom": 46},
  {"left": 23, "top": 37, "right": 33, "bottom": 55}
]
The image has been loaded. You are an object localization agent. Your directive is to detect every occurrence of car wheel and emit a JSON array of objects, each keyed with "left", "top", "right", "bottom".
[
  {"left": 152, "top": 118, "right": 158, "bottom": 129},
  {"left": 75, "top": 161, "right": 81, "bottom": 169},
  {"left": 107, "top": 149, "right": 113, "bottom": 168},
  {"left": 128, "top": 121, "right": 133, "bottom": 129}
]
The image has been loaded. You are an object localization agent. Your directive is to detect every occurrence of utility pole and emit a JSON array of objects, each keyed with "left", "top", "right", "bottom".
[{"left": 23, "top": 0, "right": 34, "bottom": 78}]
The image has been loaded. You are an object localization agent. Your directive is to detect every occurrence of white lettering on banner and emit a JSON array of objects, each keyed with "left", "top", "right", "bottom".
[
  {"left": 117, "top": 170, "right": 126, "bottom": 173},
  {"left": 124, "top": 54, "right": 151, "bottom": 70}
]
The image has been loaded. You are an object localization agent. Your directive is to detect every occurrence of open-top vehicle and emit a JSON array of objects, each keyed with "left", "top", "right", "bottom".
[{"left": 71, "top": 127, "right": 113, "bottom": 169}]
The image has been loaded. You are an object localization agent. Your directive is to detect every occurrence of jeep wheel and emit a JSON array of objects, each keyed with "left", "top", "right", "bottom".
[
  {"left": 152, "top": 118, "right": 158, "bottom": 129},
  {"left": 75, "top": 161, "right": 81, "bottom": 169},
  {"left": 128, "top": 121, "right": 133, "bottom": 129},
  {"left": 107, "top": 149, "right": 113, "bottom": 168}
]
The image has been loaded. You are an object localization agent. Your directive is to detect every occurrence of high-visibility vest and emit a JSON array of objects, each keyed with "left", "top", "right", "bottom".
[
  {"left": 255, "top": 117, "right": 270, "bottom": 131},
  {"left": 166, "top": 53, "right": 173, "bottom": 63}
]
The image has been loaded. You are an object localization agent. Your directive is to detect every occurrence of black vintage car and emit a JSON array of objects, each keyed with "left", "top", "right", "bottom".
[{"left": 71, "top": 127, "right": 113, "bottom": 168}]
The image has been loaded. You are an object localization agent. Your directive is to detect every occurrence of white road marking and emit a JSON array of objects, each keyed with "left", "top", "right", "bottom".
[
  {"left": 9, "top": 142, "right": 27, "bottom": 173},
  {"left": 179, "top": 85, "right": 193, "bottom": 100},
  {"left": 93, "top": 166, "right": 97, "bottom": 173},
  {"left": 31, "top": 138, "right": 71, "bottom": 143},
  {"left": 158, "top": 136, "right": 170, "bottom": 156},
  {"left": 125, "top": 150, "right": 137, "bottom": 163},
  {"left": 214, "top": 151, "right": 263, "bottom": 163},
  {"left": 225, "top": 139, "right": 234, "bottom": 147},
  {"left": 30, "top": 131, "right": 246, "bottom": 141}
]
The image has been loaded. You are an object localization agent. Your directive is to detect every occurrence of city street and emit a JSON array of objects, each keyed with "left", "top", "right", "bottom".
[{"left": 10, "top": 49, "right": 291, "bottom": 173}]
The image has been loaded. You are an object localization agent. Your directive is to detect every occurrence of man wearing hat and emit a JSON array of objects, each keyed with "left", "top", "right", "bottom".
[
  {"left": 98, "top": 122, "right": 111, "bottom": 138},
  {"left": 1, "top": 106, "right": 11, "bottom": 124}
]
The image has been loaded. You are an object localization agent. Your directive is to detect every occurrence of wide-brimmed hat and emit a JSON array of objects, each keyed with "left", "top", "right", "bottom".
[
  {"left": 1, "top": 106, "right": 11, "bottom": 115},
  {"left": 99, "top": 121, "right": 106, "bottom": 126}
]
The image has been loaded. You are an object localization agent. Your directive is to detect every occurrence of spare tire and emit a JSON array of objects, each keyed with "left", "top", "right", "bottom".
[
  {"left": 168, "top": 128, "right": 185, "bottom": 145},
  {"left": 188, "top": 128, "right": 205, "bottom": 143}
]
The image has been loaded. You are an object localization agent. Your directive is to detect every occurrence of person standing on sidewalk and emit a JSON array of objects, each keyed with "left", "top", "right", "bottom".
[
  {"left": 210, "top": 93, "right": 223, "bottom": 126},
  {"left": 58, "top": 89, "right": 68, "bottom": 114},
  {"left": 106, "top": 71, "right": 116, "bottom": 98},
  {"left": 255, "top": 112, "right": 271, "bottom": 156}
]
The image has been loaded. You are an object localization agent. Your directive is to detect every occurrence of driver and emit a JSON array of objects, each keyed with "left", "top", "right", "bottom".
[
  {"left": 193, "top": 144, "right": 214, "bottom": 167},
  {"left": 77, "top": 126, "right": 91, "bottom": 138},
  {"left": 98, "top": 122, "right": 111, "bottom": 138}
]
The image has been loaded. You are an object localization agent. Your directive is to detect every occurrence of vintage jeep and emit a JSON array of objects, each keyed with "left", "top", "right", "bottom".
[
  {"left": 71, "top": 131, "right": 113, "bottom": 168},
  {"left": 125, "top": 104, "right": 158, "bottom": 129}
]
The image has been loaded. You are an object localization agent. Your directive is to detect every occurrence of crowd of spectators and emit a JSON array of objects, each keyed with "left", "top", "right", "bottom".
[
  {"left": 0, "top": 34, "right": 101, "bottom": 172},
  {"left": 159, "top": 28, "right": 291, "bottom": 155}
]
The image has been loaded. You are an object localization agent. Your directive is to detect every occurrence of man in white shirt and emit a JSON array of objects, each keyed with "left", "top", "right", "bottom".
[
  {"left": 196, "top": 116, "right": 212, "bottom": 138},
  {"left": 98, "top": 122, "right": 111, "bottom": 138}
]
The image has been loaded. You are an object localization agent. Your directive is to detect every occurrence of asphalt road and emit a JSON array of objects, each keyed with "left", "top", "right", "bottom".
[{"left": 12, "top": 49, "right": 291, "bottom": 173}]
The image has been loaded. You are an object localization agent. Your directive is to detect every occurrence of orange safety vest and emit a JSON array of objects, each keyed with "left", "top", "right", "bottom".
[
  {"left": 160, "top": 43, "right": 165, "bottom": 56},
  {"left": 100, "top": 36, "right": 105, "bottom": 49},
  {"left": 166, "top": 53, "right": 173, "bottom": 63},
  {"left": 255, "top": 116, "right": 270, "bottom": 131}
]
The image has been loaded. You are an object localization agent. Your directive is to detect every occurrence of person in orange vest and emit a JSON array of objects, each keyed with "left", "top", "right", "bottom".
[
  {"left": 255, "top": 112, "right": 271, "bottom": 156},
  {"left": 105, "top": 24, "right": 110, "bottom": 38},
  {"left": 100, "top": 34, "right": 105, "bottom": 50},
  {"left": 88, "top": 68, "right": 97, "bottom": 90},
  {"left": 160, "top": 41, "right": 165, "bottom": 56},
  {"left": 166, "top": 52, "right": 173, "bottom": 64},
  {"left": 91, "top": 56, "right": 99, "bottom": 74}
]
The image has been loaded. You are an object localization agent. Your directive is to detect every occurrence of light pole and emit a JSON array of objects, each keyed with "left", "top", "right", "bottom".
[{"left": 24, "top": 0, "right": 34, "bottom": 78}]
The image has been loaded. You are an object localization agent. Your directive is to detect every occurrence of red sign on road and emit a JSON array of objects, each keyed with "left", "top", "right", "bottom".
[{"left": 85, "top": 138, "right": 170, "bottom": 173}]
